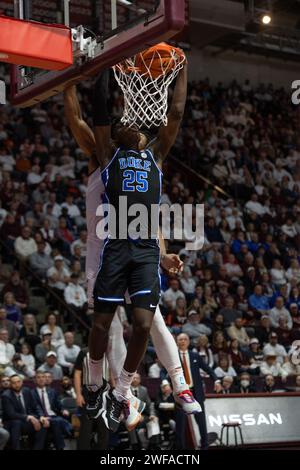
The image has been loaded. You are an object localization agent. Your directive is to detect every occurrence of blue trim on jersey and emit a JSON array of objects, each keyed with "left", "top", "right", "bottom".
[
  {"left": 100, "top": 147, "right": 120, "bottom": 177},
  {"left": 130, "top": 289, "right": 152, "bottom": 298},
  {"left": 97, "top": 296, "right": 124, "bottom": 302}
]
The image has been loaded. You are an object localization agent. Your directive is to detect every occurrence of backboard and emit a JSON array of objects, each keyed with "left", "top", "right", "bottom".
[{"left": 9, "top": 0, "right": 186, "bottom": 107}]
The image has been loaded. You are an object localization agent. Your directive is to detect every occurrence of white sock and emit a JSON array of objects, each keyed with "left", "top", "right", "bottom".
[
  {"left": 113, "top": 368, "right": 136, "bottom": 402},
  {"left": 169, "top": 366, "right": 188, "bottom": 394},
  {"left": 86, "top": 356, "right": 103, "bottom": 389}
]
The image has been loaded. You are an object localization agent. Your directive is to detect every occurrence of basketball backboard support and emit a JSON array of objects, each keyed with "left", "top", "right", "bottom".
[{"left": 10, "top": 0, "right": 186, "bottom": 108}]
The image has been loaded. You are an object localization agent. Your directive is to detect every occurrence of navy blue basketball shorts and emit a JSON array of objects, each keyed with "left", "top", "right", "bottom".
[{"left": 93, "top": 239, "right": 161, "bottom": 314}]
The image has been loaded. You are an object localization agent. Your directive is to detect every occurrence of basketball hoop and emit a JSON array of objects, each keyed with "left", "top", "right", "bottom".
[{"left": 113, "top": 43, "right": 186, "bottom": 129}]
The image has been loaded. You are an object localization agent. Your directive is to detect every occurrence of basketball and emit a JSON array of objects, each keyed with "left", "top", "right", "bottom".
[{"left": 135, "top": 42, "right": 186, "bottom": 79}]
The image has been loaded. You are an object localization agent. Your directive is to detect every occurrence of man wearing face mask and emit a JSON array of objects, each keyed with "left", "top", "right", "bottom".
[{"left": 234, "top": 372, "right": 256, "bottom": 393}]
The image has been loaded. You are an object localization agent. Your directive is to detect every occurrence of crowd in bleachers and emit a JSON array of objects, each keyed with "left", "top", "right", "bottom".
[{"left": 1, "top": 63, "right": 300, "bottom": 449}]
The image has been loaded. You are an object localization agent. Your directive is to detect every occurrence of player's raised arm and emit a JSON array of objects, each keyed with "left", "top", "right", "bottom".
[
  {"left": 154, "top": 61, "right": 188, "bottom": 163},
  {"left": 93, "top": 70, "right": 113, "bottom": 169},
  {"left": 64, "top": 85, "right": 96, "bottom": 158}
]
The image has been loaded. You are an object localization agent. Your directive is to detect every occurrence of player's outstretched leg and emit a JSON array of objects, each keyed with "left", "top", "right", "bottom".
[
  {"left": 102, "top": 307, "right": 154, "bottom": 432},
  {"left": 83, "top": 312, "right": 114, "bottom": 419}
]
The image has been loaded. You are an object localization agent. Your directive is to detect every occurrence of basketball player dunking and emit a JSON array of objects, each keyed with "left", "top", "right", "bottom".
[{"left": 64, "top": 61, "right": 202, "bottom": 433}]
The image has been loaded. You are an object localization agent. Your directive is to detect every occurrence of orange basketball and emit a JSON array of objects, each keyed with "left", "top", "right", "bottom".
[{"left": 135, "top": 42, "right": 185, "bottom": 79}]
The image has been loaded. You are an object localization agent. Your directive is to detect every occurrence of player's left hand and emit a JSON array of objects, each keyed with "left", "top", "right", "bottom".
[{"left": 161, "top": 254, "right": 183, "bottom": 274}]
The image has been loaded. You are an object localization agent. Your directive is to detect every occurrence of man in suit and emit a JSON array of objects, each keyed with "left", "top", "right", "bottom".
[
  {"left": 32, "top": 370, "right": 72, "bottom": 449},
  {"left": 176, "top": 333, "right": 222, "bottom": 450},
  {"left": 1, "top": 374, "right": 47, "bottom": 450},
  {"left": 129, "top": 373, "right": 159, "bottom": 450}
]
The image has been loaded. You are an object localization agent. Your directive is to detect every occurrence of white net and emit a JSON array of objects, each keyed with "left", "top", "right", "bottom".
[{"left": 113, "top": 45, "right": 186, "bottom": 129}]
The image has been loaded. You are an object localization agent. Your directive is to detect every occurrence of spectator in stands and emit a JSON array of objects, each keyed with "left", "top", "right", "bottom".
[
  {"left": 3, "top": 352, "right": 35, "bottom": 379},
  {"left": 0, "top": 375, "right": 10, "bottom": 397},
  {"left": 0, "top": 214, "right": 21, "bottom": 251},
  {"left": 234, "top": 372, "right": 256, "bottom": 393},
  {"left": 0, "top": 328, "right": 15, "bottom": 372},
  {"left": 64, "top": 273, "right": 88, "bottom": 321},
  {"left": 0, "top": 306, "right": 17, "bottom": 343},
  {"left": 3, "top": 292, "right": 22, "bottom": 325},
  {"left": 194, "top": 335, "right": 214, "bottom": 372},
  {"left": 248, "top": 284, "right": 270, "bottom": 315},
  {"left": 60, "top": 376, "right": 76, "bottom": 399},
  {"left": 228, "top": 338, "right": 250, "bottom": 374},
  {"left": 47, "top": 255, "right": 71, "bottom": 294},
  {"left": 44, "top": 372, "right": 53, "bottom": 388},
  {"left": 1, "top": 271, "right": 29, "bottom": 311},
  {"left": 18, "top": 314, "right": 40, "bottom": 351},
  {"left": 270, "top": 259, "right": 287, "bottom": 289},
  {"left": 54, "top": 218, "right": 74, "bottom": 257},
  {"left": 182, "top": 310, "right": 212, "bottom": 345},
  {"left": 255, "top": 315, "right": 274, "bottom": 346},
  {"left": 220, "top": 375, "right": 234, "bottom": 394},
  {"left": 71, "top": 229, "right": 87, "bottom": 258},
  {"left": 211, "top": 331, "right": 228, "bottom": 360},
  {"left": 263, "top": 374, "right": 277, "bottom": 393},
  {"left": 214, "top": 354, "right": 237, "bottom": 378},
  {"left": 20, "top": 343, "right": 35, "bottom": 375},
  {"left": 155, "top": 380, "right": 175, "bottom": 444},
  {"left": 57, "top": 332, "right": 80, "bottom": 376},
  {"left": 269, "top": 297, "right": 293, "bottom": 330},
  {"left": 29, "top": 240, "right": 53, "bottom": 279},
  {"left": 40, "top": 312, "right": 65, "bottom": 349},
  {"left": 2, "top": 374, "right": 47, "bottom": 450},
  {"left": 260, "top": 353, "right": 288, "bottom": 379},
  {"left": 148, "top": 357, "right": 164, "bottom": 379},
  {"left": 129, "top": 373, "right": 159, "bottom": 450},
  {"left": 247, "top": 337, "right": 264, "bottom": 374},
  {"left": 14, "top": 226, "right": 37, "bottom": 262},
  {"left": 35, "top": 331, "right": 56, "bottom": 366},
  {"left": 263, "top": 332, "right": 288, "bottom": 364},
  {"left": 219, "top": 296, "right": 242, "bottom": 327},
  {"left": 0, "top": 421, "right": 9, "bottom": 450},
  {"left": 162, "top": 279, "right": 185, "bottom": 312},
  {"left": 227, "top": 317, "right": 250, "bottom": 348},
  {"left": 38, "top": 351, "right": 63, "bottom": 381},
  {"left": 33, "top": 371, "right": 71, "bottom": 449}
]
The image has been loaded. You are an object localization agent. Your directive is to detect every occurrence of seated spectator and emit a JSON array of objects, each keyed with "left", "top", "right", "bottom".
[
  {"left": 227, "top": 317, "right": 250, "bottom": 348},
  {"left": 29, "top": 240, "right": 53, "bottom": 279},
  {"left": 275, "top": 317, "right": 293, "bottom": 347},
  {"left": 214, "top": 354, "right": 237, "bottom": 378},
  {"left": 260, "top": 353, "right": 288, "bottom": 378},
  {"left": 0, "top": 328, "right": 15, "bottom": 371},
  {"left": 211, "top": 331, "right": 228, "bottom": 360},
  {"left": 282, "top": 342, "right": 300, "bottom": 376},
  {"left": 182, "top": 310, "right": 212, "bottom": 345},
  {"left": 47, "top": 255, "right": 71, "bottom": 294},
  {"left": 223, "top": 255, "right": 243, "bottom": 281},
  {"left": 228, "top": 339, "right": 250, "bottom": 374},
  {"left": 60, "top": 376, "right": 76, "bottom": 399},
  {"left": 219, "top": 296, "right": 242, "bottom": 327},
  {"left": 40, "top": 312, "right": 65, "bottom": 349},
  {"left": 14, "top": 226, "right": 37, "bottom": 262},
  {"left": 64, "top": 273, "right": 87, "bottom": 316},
  {"left": 1, "top": 271, "right": 29, "bottom": 311},
  {"left": 35, "top": 331, "right": 57, "bottom": 366},
  {"left": 0, "top": 305, "right": 17, "bottom": 343},
  {"left": 38, "top": 351, "right": 63, "bottom": 381},
  {"left": 155, "top": 380, "right": 175, "bottom": 441},
  {"left": 180, "top": 269, "right": 196, "bottom": 303},
  {"left": 194, "top": 335, "right": 214, "bottom": 373},
  {"left": 2, "top": 374, "right": 47, "bottom": 450},
  {"left": 263, "top": 374, "right": 277, "bottom": 393},
  {"left": 4, "top": 353, "right": 35, "bottom": 379},
  {"left": 233, "top": 372, "right": 256, "bottom": 393},
  {"left": 57, "top": 332, "right": 80, "bottom": 376},
  {"left": 247, "top": 337, "right": 264, "bottom": 374},
  {"left": 290, "top": 303, "right": 300, "bottom": 337},
  {"left": 3, "top": 292, "right": 22, "bottom": 326},
  {"left": 71, "top": 229, "right": 87, "bottom": 258},
  {"left": 33, "top": 371, "right": 72, "bottom": 450},
  {"left": 270, "top": 259, "right": 287, "bottom": 289},
  {"left": 69, "top": 260, "right": 85, "bottom": 286},
  {"left": 165, "top": 297, "right": 187, "bottom": 330},
  {"left": 286, "top": 259, "right": 300, "bottom": 283},
  {"left": 220, "top": 375, "right": 234, "bottom": 394},
  {"left": 211, "top": 313, "right": 225, "bottom": 333},
  {"left": 270, "top": 297, "right": 292, "bottom": 330},
  {"left": 255, "top": 315, "right": 274, "bottom": 346},
  {"left": 245, "top": 193, "right": 266, "bottom": 216},
  {"left": 0, "top": 375, "right": 10, "bottom": 396},
  {"left": 18, "top": 314, "right": 40, "bottom": 351},
  {"left": 44, "top": 372, "right": 53, "bottom": 388},
  {"left": 54, "top": 217, "right": 74, "bottom": 256},
  {"left": 162, "top": 279, "right": 185, "bottom": 312},
  {"left": 248, "top": 284, "right": 270, "bottom": 315},
  {"left": 235, "top": 284, "right": 250, "bottom": 316},
  {"left": 263, "top": 332, "right": 288, "bottom": 364},
  {"left": 148, "top": 357, "right": 164, "bottom": 379},
  {"left": 20, "top": 343, "right": 36, "bottom": 376},
  {"left": 61, "top": 195, "right": 81, "bottom": 222}
]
